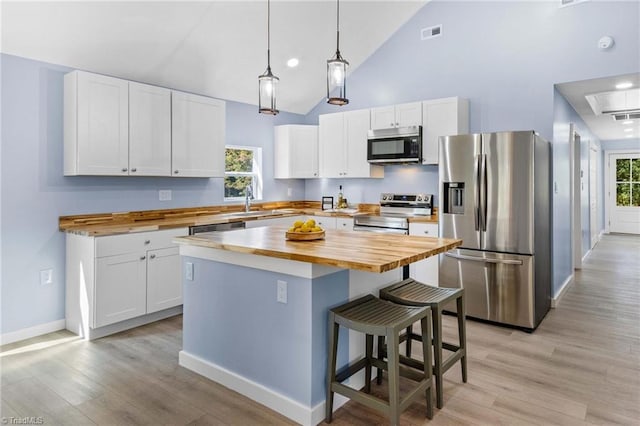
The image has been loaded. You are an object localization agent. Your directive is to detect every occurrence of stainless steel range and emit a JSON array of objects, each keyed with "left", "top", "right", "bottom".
[{"left": 353, "top": 193, "right": 432, "bottom": 234}]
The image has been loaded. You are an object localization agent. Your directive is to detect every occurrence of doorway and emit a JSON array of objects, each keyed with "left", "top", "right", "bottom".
[
  {"left": 570, "top": 125, "right": 582, "bottom": 269},
  {"left": 606, "top": 150, "right": 640, "bottom": 234}
]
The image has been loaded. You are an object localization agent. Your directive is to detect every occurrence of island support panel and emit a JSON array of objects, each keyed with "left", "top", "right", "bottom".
[{"left": 179, "top": 255, "right": 349, "bottom": 426}]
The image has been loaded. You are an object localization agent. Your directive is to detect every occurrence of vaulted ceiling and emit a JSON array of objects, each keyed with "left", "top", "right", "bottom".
[{"left": 1, "top": 1, "right": 427, "bottom": 114}]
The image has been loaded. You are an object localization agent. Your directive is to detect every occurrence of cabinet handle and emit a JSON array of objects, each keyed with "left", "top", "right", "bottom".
[
  {"left": 131, "top": 168, "right": 137, "bottom": 172},
  {"left": 174, "top": 170, "right": 179, "bottom": 174},
  {"left": 122, "top": 168, "right": 128, "bottom": 172},
  {"left": 150, "top": 254, "right": 156, "bottom": 259},
  {"left": 424, "top": 230, "right": 430, "bottom": 234},
  {"left": 140, "top": 255, "right": 146, "bottom": 261},
  {"left": 144, "top": 240, "right": 151, "bottom": 245}
]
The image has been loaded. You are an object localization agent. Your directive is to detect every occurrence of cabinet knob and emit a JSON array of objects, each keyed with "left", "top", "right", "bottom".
[
  {"left": 390, "top": 123, "right": 394, "bottom": 127},
  {"left": 396, "top": 122, "right": 399, "bottom": 126},
  {"left": 131, "top": 168, "right": 137, "bottom": 172},
  {"left": 140, "top": 255, "right": 146, "bottom": 261},
  {"left": 424, "top": 230, "right": 430, "bottom": 234},
  {"left": 144, "top": 240, "right": 151, "bottom": 245},
  {"left": 174, "top": 170, "right": 179, "bottom": 174},
  {"left": 314, "top": 173, "right": 317, "bottom": 176},
  {"left": 122, "top": 168, "right": 128, "bottom": 172},
  {"left": 150, "top": 254, "right": 156, "bottom": 259}
]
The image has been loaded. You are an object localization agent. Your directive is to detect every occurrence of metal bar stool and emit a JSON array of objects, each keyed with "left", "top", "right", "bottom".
[
  {"left": 379, "top": 278, "right": 467, "bottom": 409},
  {"left": 326, "top": 294, "right": 433, "bottom": 425}
]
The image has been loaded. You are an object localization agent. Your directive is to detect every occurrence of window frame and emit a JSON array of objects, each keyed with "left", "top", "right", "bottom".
[{"left": 224, "top": 145, "right": 263, "bottom": 202}]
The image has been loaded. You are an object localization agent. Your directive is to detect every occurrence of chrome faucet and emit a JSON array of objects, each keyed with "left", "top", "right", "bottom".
[{"left": 245, "top": 184, "right": 253, "bottom": 212}]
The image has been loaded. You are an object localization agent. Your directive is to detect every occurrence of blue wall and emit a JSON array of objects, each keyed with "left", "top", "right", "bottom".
[
  {"left": 0, "top": 53, "right": 305, "bottom": 334},
  {"left": 304, "top": 1, "right": 639, "bottom": 297}
]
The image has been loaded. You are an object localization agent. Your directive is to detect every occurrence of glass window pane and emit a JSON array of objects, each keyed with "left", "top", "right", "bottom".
[
  {"left": 616, "top": 183, "right": 631, "bottom": 206},
  {"left": 616, "top": 159, "right": 630, "bottom": 182},
  {"left": 632, "top": 159, "right": 640, "bottom": 182},
  {"left": 224, "top": 176, "right": 253, "bottom": 198},
  {"left": 633, "top": 183, "right": 640, "bottom": 207},
  {"left": 225, "top": 148, "right": 254, "bottom": 173}
]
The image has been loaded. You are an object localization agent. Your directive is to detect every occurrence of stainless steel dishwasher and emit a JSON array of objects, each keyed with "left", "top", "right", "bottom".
[{"left": 188, "top": 221, "right": 246, "bottom": 235}]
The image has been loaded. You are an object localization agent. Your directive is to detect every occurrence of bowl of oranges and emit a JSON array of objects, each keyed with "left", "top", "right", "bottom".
[{"left": 285, "top": 218, "right": 325, "bottom": 241}]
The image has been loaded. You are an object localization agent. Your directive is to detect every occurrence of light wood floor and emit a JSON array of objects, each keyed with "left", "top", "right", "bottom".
[{"left": 2, "top": 234, "right": 639, "bottom": 425}]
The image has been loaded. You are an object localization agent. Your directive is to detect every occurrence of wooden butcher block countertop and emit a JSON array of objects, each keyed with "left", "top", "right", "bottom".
[
  {"left": 59, "top": 202, "right": 438, "bottom": 237},
  {"left": 175, "top": 226, "right": 460, "bottom": 273}
]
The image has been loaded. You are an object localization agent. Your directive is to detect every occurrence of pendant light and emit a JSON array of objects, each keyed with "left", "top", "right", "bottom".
[
  {"left": 258, "top": 0, "right": 279, "bottom": 115},
  {"left": 327, "top": 0, "right": 349, "bottom": 105}
]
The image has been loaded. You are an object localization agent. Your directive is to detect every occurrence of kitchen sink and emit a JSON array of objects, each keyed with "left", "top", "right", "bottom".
[{"left": 217, "top": 211, "right": 275, "bottom": 218}]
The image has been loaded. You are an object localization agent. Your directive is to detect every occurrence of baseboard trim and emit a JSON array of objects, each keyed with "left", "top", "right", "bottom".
[
  {"left": 179, "top": 351, "right": 347, "bottom": 426},
  {"left": 582, "top": 249, "right": 592, "bottom": 263},
  {"left": 0, "top": 319, "right": 66, "bottom": 346},
  {"left": 552, "top": 274, "right": 574, "bottom": 308}
]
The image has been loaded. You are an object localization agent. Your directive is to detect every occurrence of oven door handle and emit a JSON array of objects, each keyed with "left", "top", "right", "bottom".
[{"left": 353, "top": 225, "right": 408, "bottom": 235}]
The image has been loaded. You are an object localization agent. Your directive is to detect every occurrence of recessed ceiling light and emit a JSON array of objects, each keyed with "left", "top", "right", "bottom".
[
  {"left": 616, "top": 82, "right": 633, "bottom": 89},
  {"left": 287, "top": 58, "right": 299, "bottom": 68},
  {"left": 624, "top": 128, "right": 633, "bottom": 132},
  {"left": 623, "top": 120, "right": 634, "bottom": 125}
]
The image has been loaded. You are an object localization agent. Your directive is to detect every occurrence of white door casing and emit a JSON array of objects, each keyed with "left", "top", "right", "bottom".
[
  {"left": 606, "top": 151, "right": 640, "bottom": 234},
  {"left": 589, "top": 145, "right": 599, "bottom": 247}
]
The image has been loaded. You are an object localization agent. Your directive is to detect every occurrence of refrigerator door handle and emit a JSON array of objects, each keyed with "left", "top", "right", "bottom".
[
  {"left": 480, "top": 153, "right": 488, "bottom": 232},
  {"left": 444, "top": 252, "right": 524, "bottom": 265},
  {"left": 474, "top": 154, "right": 481, "bottom": 231}
]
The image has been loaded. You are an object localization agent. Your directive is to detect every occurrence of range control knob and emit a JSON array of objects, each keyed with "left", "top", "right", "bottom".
[{"left": 417, "top": 195, "right": 423, "bottom": 202}]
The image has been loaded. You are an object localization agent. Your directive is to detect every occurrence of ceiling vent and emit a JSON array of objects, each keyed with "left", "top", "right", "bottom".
[
  {"left": 585, "top": 88, "right": 640, "bottom": 119},
  {"left": 559, "top": 0, "right": 589, "bottom": 8},
  {"left": 421, "top": 25, "right": 442, "bottom": 40}
]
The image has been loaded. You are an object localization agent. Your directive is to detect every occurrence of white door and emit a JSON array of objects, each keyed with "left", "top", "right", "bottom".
[
  {"left": 344, "top": 109, "right": 371, "bottom": 177},
  {"left": 370, "top": 106, "right": 396, "bottom": 130},
  {"left": 146, "top": 247, "right": 182, "bottom": 313},
  {"left": 95, "top": 253, "right": 147, "bottom": 327},
  {"left": 422, "top": 100, "right": 457, "bottom": 165},
  {"left": 129, "top": 82, "right": 171, "bottom": 176},
  {"left": 289, "top": 126, "right": 319, "bottom": 178},
  {"left": 608, "top": 152, "right": 640, "bottom": 234},
  {"left": 395, "top": 102, "right": 422, "bottom": 127},
  {"left": 172, "top": 91, "right": 225, "bottom": 177},
  {"left": 589, "top": 146, "right": 599, "bottom": 247},
  {"left": 319, "top": 112, "right": 346, "bottom": 177},
  {"left": 76, "top": 71, "right": 129, "bottom": 175}
]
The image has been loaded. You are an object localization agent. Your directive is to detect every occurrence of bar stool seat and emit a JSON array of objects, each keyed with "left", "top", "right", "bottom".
[
  {"left": 379, "top": 278, "right": 467, "bottom": 409},
  {"left": 326, "top": 294, "right": 433, "bottom": 425}
]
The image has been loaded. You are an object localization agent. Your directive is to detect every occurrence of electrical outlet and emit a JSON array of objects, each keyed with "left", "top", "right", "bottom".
[
  {"left": 287, "top": 187, "right": 293, "bottom": 197},
  {"left": 40, "top": 269, "right": 53, "bottom": 286},
  {"left": 277, "top": 280, "right": 287, "bottom": 304},
  {"left": 159, "top": 190, "right": 172, "bottom": 201},
  {"left": 185, "top": 262, "right": 194, "bottom": 281}
]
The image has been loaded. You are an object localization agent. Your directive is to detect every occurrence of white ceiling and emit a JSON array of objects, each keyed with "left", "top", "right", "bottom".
[
  {"left": 0, "top": 0, "right": 427, "bottom": 115},
  {"left": 556, "top": 73, "right": 640, "bottom": 142}
]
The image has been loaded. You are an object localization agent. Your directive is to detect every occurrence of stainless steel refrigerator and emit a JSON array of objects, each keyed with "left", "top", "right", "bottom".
[{"left": 438, "top": 130, "right": 551, "bottom": 330}]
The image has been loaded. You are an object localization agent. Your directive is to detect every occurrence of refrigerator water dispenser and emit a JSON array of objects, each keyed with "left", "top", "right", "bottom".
[{"left": 443, "top": 182, "right": 465, "bottom": 214}]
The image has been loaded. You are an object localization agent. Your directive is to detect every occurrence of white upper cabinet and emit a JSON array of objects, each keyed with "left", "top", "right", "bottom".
[
  {"left": 64, "top": 71, "right": 129, "bottom": 175},
  {"left": 65, "top": 70, "right": 226, "bottom": 177},
  {"left": 319, "top": 110, "right": 383, "bottom": 178},
  {"left": 422, "top": 97, "right": 469, "bottom": 165},
  {"left": 370, "top": 101, "right": 422, "bottom": 130},
  {"left": 128, "top": 82, "right": 171, "bottom": 176},
  {"left": 274, "top": 125, "right": 318, "bottom": 179},
  {"left": 171, "top": 91, "right": 225, "bottom": 177}
]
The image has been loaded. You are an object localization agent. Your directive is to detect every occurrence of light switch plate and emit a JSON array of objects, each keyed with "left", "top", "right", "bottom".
[
  {"left": 159, "top": 190, "right": 172, "bottom": 201},
  {"left": 40, "top": 269, "right": 53, "bottom": 285},
  {"left": 185, "top": 262, "right": 194, "bottom": 281},
  {"left": 277, "top": 280, "right": 287, "bottom": 303}
]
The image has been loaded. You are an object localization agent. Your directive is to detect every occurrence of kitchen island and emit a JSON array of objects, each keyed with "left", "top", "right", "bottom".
[{"left": 174, "top": 226, "right": 461, "bottom": 426}]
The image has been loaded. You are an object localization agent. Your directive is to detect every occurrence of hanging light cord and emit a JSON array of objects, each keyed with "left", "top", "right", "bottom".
[
  {"left": 267, "top": 0, "right": 271, "bottom": 69},
  {"left": 336, "top": 0, "right": 341, "bottom": 55}
]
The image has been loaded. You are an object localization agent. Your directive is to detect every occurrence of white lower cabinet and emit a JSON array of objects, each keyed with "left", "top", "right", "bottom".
[
  {"left": 310, "top": 216, "right": 337, "bottom": 230},
  {"left": 66, "top": 228, "right": 187, "bottom": 339},
  {"left": 336, "top": 217, "right": 354, "bottom": 230},
  {"left": 245, "top": 216, "right": 303, "bottom": 229},
  {"left": 409, "top": 223, "right": 439, "bottom": 286}
]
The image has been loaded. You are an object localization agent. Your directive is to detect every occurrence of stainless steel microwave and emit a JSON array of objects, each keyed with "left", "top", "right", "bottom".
[{"left": 367, "top": 126, "right": 422, "bottom": 164}]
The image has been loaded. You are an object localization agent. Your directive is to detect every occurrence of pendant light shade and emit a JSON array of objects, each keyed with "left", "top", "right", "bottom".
[
  {"left": 258, "top": 0, "right": 279, "bottom": 115},
  {"left": 327, "top": 0, "right": 349, "bottom": 105}
]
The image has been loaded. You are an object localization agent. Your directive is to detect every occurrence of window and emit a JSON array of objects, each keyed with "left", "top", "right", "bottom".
[
  {"left": 224, "top": 145, "right": 262, "bottom": 201},
  {"left": 615, "top": 157, "right": 640, "bottom": 206}
]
